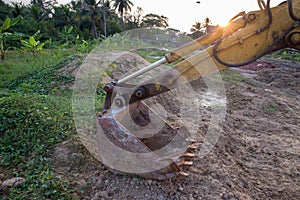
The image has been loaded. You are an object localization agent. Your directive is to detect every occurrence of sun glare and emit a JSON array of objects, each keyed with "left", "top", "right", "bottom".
[
  {"left": 219, "top": 21, "right": 230, "bottom": 27},
  {"left": 215, "top": 17, "right": 230, "bottom": 27}
]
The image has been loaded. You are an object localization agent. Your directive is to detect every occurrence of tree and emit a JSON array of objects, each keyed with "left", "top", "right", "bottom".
[
  {"left": 0, "top": 0, "right": 10, "bottom": 21},
  {"left": 204, "top": 17, "right": 211, "bottom": 28},
  {"left": 190, "top": 22, "right": 202, "bottom": 33},
  {"left": 113, "top": 0, "right": 133, "bottom": 31},
  {"left": 125, "top": 6, "right": 143, "bottom": 29},
  {"left": 190, "top": 17, "right": 212, "bottom": 33},
  {"left": 0, "top": 17, "right": 21, "bottom": 60},
  {"left": 82, "top": 0, "right": 102, "bottom": 39},
  {"left": 141, "top": 14, "right": 168, "bottom": 28},
  {"left": 54, "top": 4, "right": 77, "bottom": 28},
  {"left": 29, "top": 4, "right": 52, "bottom": 22},
  {"left": 189, "top": 21, "right": 205, "bottom": 39},
  {"left": 10, "top": 2, "right": 25, "bottom": 18},
  {"left": 0, "top": 0, "right": 133, "bottom": 45},
  {"left": 101, "top": 0, "right": 114, "bottom": 37},
  {"left": 31, "top": 0, "right": 58, "bottom": 11},
  {"left": 189, "top": 17, "right": 216, "bottom": 39},
  {"left": 70, "top": 0, "right": 116, "bottom": 38}
]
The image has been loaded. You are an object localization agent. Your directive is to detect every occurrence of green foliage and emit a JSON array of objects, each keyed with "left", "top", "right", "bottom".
[
  {"left": 113, "top": 0, "right": 134, "bottom": 30},
  {"left": 124, "top": 6, "right": 144, "bottom": 29},
  {"left": 99, "top": 32, "right": 147, "bottom": 51},
  {"left": 0, "top": 17, "right": 21, "bottom": 60},
  {"left": 58, "top": 25, "right": 75, "bottom": 47},
  {"left": 113, "top": 0, "right": 134, "bottom": 13},
  {"left": 75, "top": 36, "right": 99, "bottom": 53},
  {"left": 266, "top": 106, "right": 277, "bottom": 114},
  {"left": 0, "top": 0, "right": 173, "bottom": 49},
  {"left": 141, "top": 13, "right": 169, "bottom": 28},
  {"left": 221, "top": 70, "right": 247, "bottom": 83},
  {"left": 0, "top": 49, "right": 77, "bottom": 87},
  {"left": 10, "top": 164, "right": 74, "bottom": 199},
  {"left": 267, "top": 48, "right": 300, "bottom": 62},
  {"left": 20, "top": 32, "right": 45, "bottom": 58},
  {"left": 106, "top": 18, "right": 122, "bottom": 35},
  {"left": 5, "top": 55, "right": 79, "bottom": 95},
  {"left": 0, "top": 94, "right": 73, "bottom": 165},
  {"left": 0, "top": 49, "right": 79, "bottom": 199},
  {"left": 0, "top": 92, "right": 75, "bottom": 199},
  {"left": 1, "top": 17, "right": 19, "bottom": 31}
]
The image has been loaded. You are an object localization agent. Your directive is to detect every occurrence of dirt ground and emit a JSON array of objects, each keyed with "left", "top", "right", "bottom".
[{"left": 52, "top": 54, "right": 300, "bottom": 200}]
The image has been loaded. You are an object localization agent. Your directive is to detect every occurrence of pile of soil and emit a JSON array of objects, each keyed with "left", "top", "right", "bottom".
[{"left": 53, "top": 55, "right": 299, "bottom": 199}]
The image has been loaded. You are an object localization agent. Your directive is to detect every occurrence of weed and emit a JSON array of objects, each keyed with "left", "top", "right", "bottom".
[
  {"left": 5, "top": 55, "right": 80, "bottom": 95},
  {"left": 266, "top": 106, "right": 277, "bottom": 114},
  {"left": 267, "top": 48, "right": 300, "bottom": 62},
  {"left": 0, "top": 49, "right": 79, "bottom": 199},
  {"left": 0, "top": 92, "right": 75, "bottom": 198},
  {"left": 221, "top": 70, "right": 247, "bottom": 83},
  {"left": 20, "top": 33, "right": 45, "bottom": 58}
]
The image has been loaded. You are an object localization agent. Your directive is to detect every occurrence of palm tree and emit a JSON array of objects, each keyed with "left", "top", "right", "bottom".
[
  {"left": 190, "top": 22, "right": 202, "bottom": 33},
  {"left": 204, "top": 17, "right": 211, "bottom": 28},
  {"left": 190, "top": 21, "right": 205, "bottom": 39},
  {"left": 54, "top": 4, "right": 77, "bottom": 28},
  {"left": 69, "top": 0, "right": 84, "bottom": 27},
  {"left": 113, "top": 0, "right": 133, "bottom": 31},
  {"left": 10, "top": 2, "right": 25, "bottom": 18},
  {"left": 0, "top": 0, "right": 11, "bottom": 20},
  {"left": 82, "top": 0, "right": 102, "bottom": 38},
  {"left": 190, "top": 17, "right": 211, "bottom": 33},
  {"left": 31, "top": 0, "right": 58, "bottom": 13},
  {"left": 101, "top": 0, "right": 113, "bottom": 37}
]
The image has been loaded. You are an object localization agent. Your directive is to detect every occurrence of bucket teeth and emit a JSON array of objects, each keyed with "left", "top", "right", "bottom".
[
  {"left": 180, "top": 153, "right": 195, "bottom": 158},
  {"left": 186, "top": 139, "right": 196, "bottom": 143},
  {"left": 98, "top": 99, "right": 198, "bottom": 180},
  {"left": 178, "top": 161, "right": 193, "bottom": 167},
  {"left": 179, "top": 171, "right": 189, "bottom": 177},
  {"left": 187, "top": 144, "right": 197, "bottom": 152}
]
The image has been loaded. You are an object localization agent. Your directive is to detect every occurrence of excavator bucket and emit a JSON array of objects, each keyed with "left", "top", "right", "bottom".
[{"left": 97, "top": 92, "right": 196, "bottom": 180}]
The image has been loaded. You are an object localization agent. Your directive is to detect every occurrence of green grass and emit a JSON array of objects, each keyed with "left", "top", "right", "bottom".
[
  {"left": 0, "top": 93, "right": 75, "bottom": 199},
  {"left": 267, "top": 48, "right": 300, "bottom": 62},
  {"left": 0, "top": 49, "right": 77, "bottom": 87},
  {"left": 265, "top": 106, "right": 277, "bottom": 114},
  {"left": 0, "top": 49, "right": 79, "bottom": 199},
  {"left": 221, "top": 69, "right": 247, "bottom": 83}
]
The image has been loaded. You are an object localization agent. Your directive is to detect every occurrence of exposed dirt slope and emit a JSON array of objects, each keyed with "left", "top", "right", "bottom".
[{"left": 53, "top": 55, "right": 299, "bottom": 200}]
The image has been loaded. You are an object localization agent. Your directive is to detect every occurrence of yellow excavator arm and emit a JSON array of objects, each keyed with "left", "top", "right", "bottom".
[
  {"left": 165, "top": 0, "right": 300, "bottom": 83},
  {"left": 97, "top": 0, "right": 300, "bottom": 180}
]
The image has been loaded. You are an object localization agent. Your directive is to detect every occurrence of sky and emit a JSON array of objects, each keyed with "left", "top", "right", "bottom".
[{"left": 5, "top": 0, "right": 284, "bottom": 32}]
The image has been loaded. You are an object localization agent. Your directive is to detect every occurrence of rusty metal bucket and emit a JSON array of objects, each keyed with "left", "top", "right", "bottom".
[{"left": 96, "top": 83, "right": 196, "bottom": 179}]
